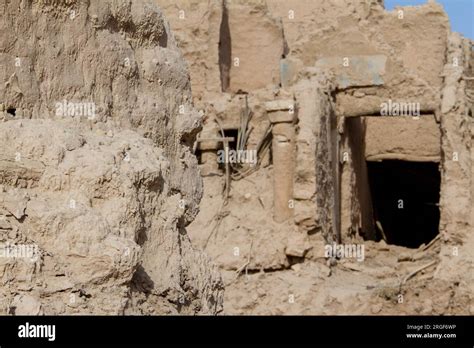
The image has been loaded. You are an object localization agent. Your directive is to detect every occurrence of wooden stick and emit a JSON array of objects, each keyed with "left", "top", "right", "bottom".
[
  {"left": 375, "top": 220, "right": 388, "bottom": 243},
  {"left": 399, "top": 260, "right": 437, "bottom": 291},
  {"left": 422, "top": 233, "right": 442, "bottom": 251},
  {"left": 224, "top": 141, "right": 230, "bottom": 201},
  {"left": 233, "top": 240, "right": 253, "bottom": 281},
  {"left": 213, "top": 118, "right": 231, "bottom": 200},
  {"left": 196, "top": 136, "right": 235, "bottom": 142}
]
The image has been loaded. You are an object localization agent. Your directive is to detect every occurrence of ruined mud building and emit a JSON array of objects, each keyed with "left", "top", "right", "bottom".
[
  {"left": 161, "top": 0, "right": 473, "bottom": 265},
  {"left": 0, "top": 0, "right": 472, "bottom": 315}
]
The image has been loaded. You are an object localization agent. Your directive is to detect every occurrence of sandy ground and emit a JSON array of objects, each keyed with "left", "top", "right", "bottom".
[{"left": 189, "top": 172, "right": 473, "bottom": 315}]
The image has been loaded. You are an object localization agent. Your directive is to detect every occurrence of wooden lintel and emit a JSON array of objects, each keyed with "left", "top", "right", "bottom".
[{"left": 196, "top": 137, "right": 235, "bottom": 143}]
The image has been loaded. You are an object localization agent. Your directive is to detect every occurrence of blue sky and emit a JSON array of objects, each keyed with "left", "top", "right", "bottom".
[{"left": 384, "top": 0, "right": 473, "bottom": 39}]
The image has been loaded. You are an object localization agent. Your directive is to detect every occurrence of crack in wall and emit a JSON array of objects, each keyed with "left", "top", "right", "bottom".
[{"left": 218, "top": 0, "right": 231, "bottom": 92}]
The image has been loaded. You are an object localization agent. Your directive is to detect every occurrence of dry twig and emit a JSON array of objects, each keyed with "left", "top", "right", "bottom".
[{"left": 398, "top": 260, "right": 437, "bottom": 292}]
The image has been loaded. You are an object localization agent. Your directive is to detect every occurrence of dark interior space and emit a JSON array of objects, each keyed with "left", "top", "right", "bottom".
[
  {"left": 7, "top": 108, "right": 16, "bottom": 116},
  {"left": 223, "top": 128, "right": 238, "bottom": 151},
  {"left": 367, "top": 160, "right": 440, "bottom": 248},
  {"left": 195, "top": 147, "right": 203, "bottom": 164}
]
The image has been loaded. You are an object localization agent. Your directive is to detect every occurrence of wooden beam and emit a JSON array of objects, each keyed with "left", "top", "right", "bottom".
[{"left": 196, "top": 137, "right": 235, "bottom": 143}]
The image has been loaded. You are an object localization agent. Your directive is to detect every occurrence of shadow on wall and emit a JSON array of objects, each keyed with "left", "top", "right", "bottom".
[{"left": 218, "top": 2, "right": 231, "bottom": 92}]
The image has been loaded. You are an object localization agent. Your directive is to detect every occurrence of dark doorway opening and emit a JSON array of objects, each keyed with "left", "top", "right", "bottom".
[{"left": 367, "top": 160, "right": 440, "bottom": 248}]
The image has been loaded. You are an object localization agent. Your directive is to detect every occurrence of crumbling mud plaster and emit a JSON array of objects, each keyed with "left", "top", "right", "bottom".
[
  {"left": 1, "top": 0, "right": 472, "bottom": 316},
  {"left": 0, "top": 0, "right": 223, "bottom": 315},
  {"left": 161, "top": 0, "right": 472, "bottom": 277}
]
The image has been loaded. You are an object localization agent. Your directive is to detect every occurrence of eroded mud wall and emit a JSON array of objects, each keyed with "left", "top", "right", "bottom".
[{"left": 0, "top": 0, "right": 223, "bottom": 315}]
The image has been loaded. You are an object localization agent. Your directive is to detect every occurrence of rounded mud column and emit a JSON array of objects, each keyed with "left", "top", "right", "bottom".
[{"left": 265, "top": 100, "right": 296, "bottom": 223}]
